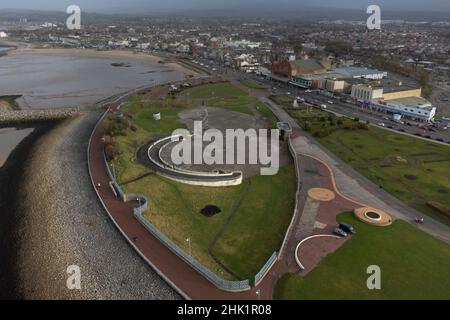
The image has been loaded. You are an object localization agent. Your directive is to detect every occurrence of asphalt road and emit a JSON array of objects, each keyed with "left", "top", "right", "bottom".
[{"left": 239, "top": 71, "right": 450, "bottom": 144}]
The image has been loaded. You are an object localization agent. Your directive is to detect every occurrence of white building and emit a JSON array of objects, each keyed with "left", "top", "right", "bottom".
[
  {"left": 351, "top": 84, "right": 436, "bottom": 121},
  {"left": 234, "top": 54, "right": 260, "bottom": 72},
  {"left": 371, "top": 97, "right": 436, "bottom": 122},
  {"left": 335, "top": 67, "right": 387, "bottom": 80},
  {"left": 351, "top": 84, "right": 384, "bottom": 102}
]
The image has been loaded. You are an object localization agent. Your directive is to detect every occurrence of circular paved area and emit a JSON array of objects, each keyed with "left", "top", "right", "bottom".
[
  {"left": 354, "top": 207, "right": 393, "bottom": 226},
  {"left": 307, "top": 188, "right": 336, "bottom": 202}
]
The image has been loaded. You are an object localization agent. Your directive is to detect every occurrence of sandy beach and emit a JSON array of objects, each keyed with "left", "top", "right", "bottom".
[{"left": 7, "top": 46, "right": 199, "bottom": 77}]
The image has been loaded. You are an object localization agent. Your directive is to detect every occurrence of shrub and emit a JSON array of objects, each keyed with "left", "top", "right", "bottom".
[{"left": 105, "top": 144, "right": 120, "bottom": 161}]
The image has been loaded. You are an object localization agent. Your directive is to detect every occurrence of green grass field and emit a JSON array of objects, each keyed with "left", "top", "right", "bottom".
[
  {"left": 109, "top": 82, "right": 295, "bottom": 280},
  {"left": 182, "top": 82, "right": 276, "bottom": 121},
  {"left": 289, "top": 108, "right": 450, "bottom": 225},
  {"left": 274, "top": 212, "right": 450, "bottom": 300}
]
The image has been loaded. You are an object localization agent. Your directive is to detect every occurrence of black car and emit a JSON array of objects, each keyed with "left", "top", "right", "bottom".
[
  {"left": 436, "top": 138, "right": 444, "bottom": 142},
  {"left": 397, "top": 128, "right": 406, "bottom": 132},
  {"left": 339, "top": 222, "right": 356, "bottom": 235}
]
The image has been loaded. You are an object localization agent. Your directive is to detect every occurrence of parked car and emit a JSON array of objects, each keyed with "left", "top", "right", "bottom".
[
  {"left": 327, "top": 100, "right": 334, "bottom": 104},
  {"left": 397, "top": 128, "right": 406, "bottom": 132},
  {"left": 321, "top": 104, "right": 327, "bottom": 109},
  {"left": 339, "top": 222, "right": 356, "bottom": 234},
  {"left": 436, "top": 138, "right": 444, "bottom": 142},
  {"left": 334, "top": 228, "right": 348, "bottom": 237},
  {"left": 377, "top": 122, "right": 385, "bottom": 127}
]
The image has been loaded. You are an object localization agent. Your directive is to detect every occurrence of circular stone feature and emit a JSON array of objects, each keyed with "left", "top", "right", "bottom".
[
  {"left": 307, "top": 188, "right": 335, "bottom": 202},
  {"left": 200, "top": 205, "right": 222, "bottom": 217},
  {"left": 354, "top": 207, "right": 393, "bottom": 226}
]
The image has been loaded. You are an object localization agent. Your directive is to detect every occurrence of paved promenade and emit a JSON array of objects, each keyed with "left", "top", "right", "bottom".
[{"left": 88, "top": 82, "right": 450, "bottom": 300}]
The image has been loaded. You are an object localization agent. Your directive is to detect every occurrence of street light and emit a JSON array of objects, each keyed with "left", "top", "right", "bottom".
[
  {"left": 186, "top": 237, "right": 192, "bottom": 257},
  {"left": 110, "top": 162, "right": 116, "bottom": 180},
  {"left": 256, "top": 289, "right": 261, "bottom": 301}
]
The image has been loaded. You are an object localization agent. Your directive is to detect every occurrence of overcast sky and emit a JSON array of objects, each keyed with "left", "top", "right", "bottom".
[{"left": 0, "top": 0, "right": 449, "bottom": 13}]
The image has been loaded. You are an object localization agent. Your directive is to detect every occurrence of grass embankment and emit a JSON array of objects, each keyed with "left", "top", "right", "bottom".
[
  {"left": 274, "top": 212, "right": 450, "bottom": 300},
  {"left": 108, "top": 82, "right": 295, "bottom": 280},
  {"left": 289, "top": 108, "right": 450, "bottom": 225}
]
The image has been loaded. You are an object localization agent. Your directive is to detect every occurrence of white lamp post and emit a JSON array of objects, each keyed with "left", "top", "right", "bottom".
[{"left": 186, "top": 237, "right": 192, "bottom": 257}]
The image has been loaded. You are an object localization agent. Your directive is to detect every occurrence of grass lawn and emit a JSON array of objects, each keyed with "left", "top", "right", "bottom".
[
  {"left": 108, "top": 82, "right": 296, "bottom": 280},
  {"left": 289, "top": 107, "right": 450, "bottom": 225},
  {"left": 319, "top": 125, "right": 450, "bottom": 225},
  {"left": 181, "top": 82, "right": 277, "bottom": 125},
  {"left": 270, "top": 95, "right": 294, "bottom": 106},
  {"left": 123, "top": 174, "right": 244, "bottom": 279},
  {"left": 212, "top": 165, "right": 296, "bottom": 280},
  {"left": 184, "top": 82, "right": 248, "bottom": 99},
  {"left": 274, "top": 212, "right": 450, "bottom": 300}
]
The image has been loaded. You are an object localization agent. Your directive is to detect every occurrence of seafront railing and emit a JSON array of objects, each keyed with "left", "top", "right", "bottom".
[
  {"left": 254, "top": 251, "right": 278, "bottom": 287},
  {"left": 104, "top": 149, "right": 250, "bottom": 292}
]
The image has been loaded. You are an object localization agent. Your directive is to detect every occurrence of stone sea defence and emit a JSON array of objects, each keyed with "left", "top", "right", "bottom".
[{"left": 0, "top": 108, "right": 80, "bottom": 125}]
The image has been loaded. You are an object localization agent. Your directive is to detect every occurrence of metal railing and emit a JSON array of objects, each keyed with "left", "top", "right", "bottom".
[
  {"left": 104, "top": 153, "right": 250, "bottom": 292},
  {"left": 133, "top": 207, "right": 250, "bottom": 291},
  {"left": 254, "top": 251, "right": 278, "bottom": 286}
]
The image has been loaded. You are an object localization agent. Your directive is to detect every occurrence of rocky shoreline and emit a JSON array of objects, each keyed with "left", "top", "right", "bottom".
[
  {"left": 0, "top": 110, "right": 179, "bottom": 299},
  {"left": 0, "top": 107, "right": 81, "bottom": 126}
]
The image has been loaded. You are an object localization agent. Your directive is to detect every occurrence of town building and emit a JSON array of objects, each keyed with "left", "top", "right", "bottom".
[
  {"left": 334, "top": 67, "right": 387, "bottom": 80},
  {"left": 351, "top": 85, "right": 436, "bottom": 121},
  {"left": 271, "top": 58, "right": 327, "bottom": 78}
]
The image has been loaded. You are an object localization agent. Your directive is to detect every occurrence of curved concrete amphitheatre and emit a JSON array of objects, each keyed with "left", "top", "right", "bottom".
[{"left": 147, "top": 135, "right": 243, "bottom": 187}]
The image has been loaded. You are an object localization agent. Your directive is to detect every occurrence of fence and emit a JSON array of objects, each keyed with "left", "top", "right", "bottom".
[
  {"left": 104, "top": 150, "right": 250, "bottom": 292},
  {"left": 278, "top": 136, "right": 302, "bottom": 258},
  {"left": 254, "top": 251, "right": 278, "bottom": 286},
  {"left": 133, "top": 207, "right": 250, "bottom": 292}
]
